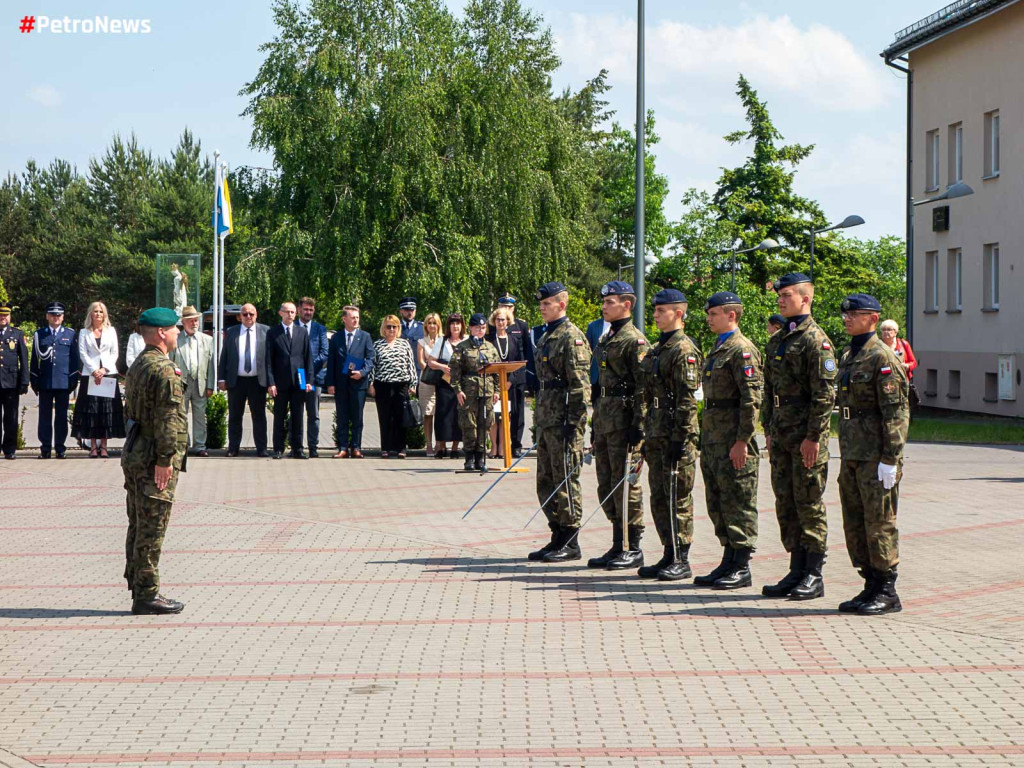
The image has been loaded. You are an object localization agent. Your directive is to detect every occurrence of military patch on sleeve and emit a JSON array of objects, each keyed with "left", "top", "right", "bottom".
[
  {"left": 743, "top": 365, "right": 754, "bottom": 378},
  {"left": 574, "top": 339, "right": 585, "bottom": 346},
  {"left": 174, "top": 367, "right": 182, "bottom": 377},
  {"left": 637, "top": 338, "right": 645, "bottom": 345},
  {"left": 880, "top": 365, "right": 892, "bottom": 375},
  {"left": 742, "top": 352, "right": 751, "bottom": 359},
  {"left": 882, "top": 381, "right": 896, "bottom": 394},
  {"left": 686, "top": 356, "right": 696, "bottom": 364},
  {"left": 824, "top": 359, "right": 836, "bottom": 372},
  {"left": 823, "top": 341, "right": 832, "bottom": 350}
]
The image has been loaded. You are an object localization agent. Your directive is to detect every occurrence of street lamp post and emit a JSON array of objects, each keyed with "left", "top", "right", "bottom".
[
  {"left": 633, "top": 0, "right": 645, "bottom": 328},
  {"left": 618, "top": 253, "right": 659, "bottom": 281},
  {"left": 808, "top": 214, "right": 865, "bottom": 280},
  {"left": 718, "top": 239, "right": 781, "bottom": 292}
]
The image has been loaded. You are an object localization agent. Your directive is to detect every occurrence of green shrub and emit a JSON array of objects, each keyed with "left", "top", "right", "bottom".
[{"left": 205, "top": 392, "right": 227, "bottom": 449}]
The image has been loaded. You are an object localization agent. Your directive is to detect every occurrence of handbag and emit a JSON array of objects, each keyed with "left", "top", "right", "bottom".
[
  {"left": 420, "top": 343, "right": 447, "bottom": 386},
  {"left": 403, "top": 397, "right": 424, "bottom": 429}
]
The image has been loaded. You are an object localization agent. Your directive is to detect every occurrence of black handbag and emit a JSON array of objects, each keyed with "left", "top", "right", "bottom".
[
  {"left": 403, "top": 397, "right": 423, "bottom": 429},
  {"left": 421, "top": 345, "right": 447, "bottom": 386}
]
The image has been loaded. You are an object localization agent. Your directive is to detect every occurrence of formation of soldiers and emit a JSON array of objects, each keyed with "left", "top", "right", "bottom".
[{"left": 526, "top": 276, "right": 910, "bottom": 616}]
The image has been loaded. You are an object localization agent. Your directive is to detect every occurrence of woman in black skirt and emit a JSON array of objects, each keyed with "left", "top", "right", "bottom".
[
  {"left": 72, "top": 301, "right": 125, "bottom": 457},
  {"left": 427, "top": 313, "right": 465, "bottom": 459}
]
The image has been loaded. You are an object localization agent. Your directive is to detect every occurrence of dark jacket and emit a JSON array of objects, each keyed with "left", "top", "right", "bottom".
[
  {"left": 219, "top": 323, "right": 269, "bottom": 388},
  {"left": 485, "top": 328, "right": 528, "bottom": 386},
  {"left": 30, "top": 325, "right": 80, "bottom": 392},
  {"left": 586, "top": 317, "right": 607, "bottom": 385},
  {"left": 0, "top": 326, "right": 29, "bottom": 390},
  {"left": 265, "top": 323, "right": 313, "bottom": 392},
  {"left": 325, "top": 328, "right": 375, "bottom": 391},
  {"left": 300, "top": 320, "right": 330, "bottom": 386}
]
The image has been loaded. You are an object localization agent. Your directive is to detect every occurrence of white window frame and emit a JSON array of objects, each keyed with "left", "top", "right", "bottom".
[
  {"left": 926, "top": 129, "right": 940, "bottom": 191},
  {"left": 949, "top": 123, "right": 963, "bottom": 185},
  {"left": 984, "top": 243, "right": 1000, "bottom": 310},
  {"left": 985, "top": 110, "right": 1000, "bottom": 177},
  {"left": 925, "top": 250, "right": 939, "bottom": 312},
  {"left": 947, "top": 248, "right": 962, "bottom": 311}
]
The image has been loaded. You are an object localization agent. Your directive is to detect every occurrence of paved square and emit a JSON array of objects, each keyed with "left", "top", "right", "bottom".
[{"left": 1, "top": 405, "right": 1022, "bottom": 767}]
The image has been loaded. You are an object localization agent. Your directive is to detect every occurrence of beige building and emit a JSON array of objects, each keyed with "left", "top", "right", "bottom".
[{"left": 883, "top": 0, "right": 1023, "bottom": 417}]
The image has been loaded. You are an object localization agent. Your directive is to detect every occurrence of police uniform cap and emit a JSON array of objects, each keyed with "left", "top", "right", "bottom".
[
  {"left": 841, "top": 293, "right": 881, "bottom": 312},
  {"left": 398, "top": 296, "right": 418, "bottom": 310},
  {"left": 653, "top": 288, "right": 687, "bottom": 306},
  {"left": 773, "top": 272, "right": 812, "bottom": 291},
  {"left": 767, "top": 313, "right": 787, "bottom": 327},
  {"left": 497, "top": 293, "right": 517, "bottom": 306},
  {"left": 469, "top": 313, "right": 488, "bottom": 327},
  {"left": 705, "top": 291, "right": 742, "bottom": 310},
  {"left": 46, "top": 302, "right": 66, "bottom": 315},
  {"left": 138, "top": 307, "right": 180, "bottom": 328},
  {"left": 0, "top": 305, "right": 10, "bottom": 316},
  {"left": 600, "top": 280, "right": 635, "bottom": 297},
  {"left": 536, "top": 282, "right": 568, "bottom": 301}
]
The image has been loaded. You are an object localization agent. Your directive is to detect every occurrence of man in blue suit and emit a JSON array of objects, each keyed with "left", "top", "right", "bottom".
[
  {"left": 266, "top": 302, "right": 314, "bottom": 459},
  {"left": 298, "top": 297, "right": 329, "bottom": 457},
  {"left": 326, "top": 305, "right": 375, "bottom": 458},
  {"left": 30, "top": 302, "right": 80, "bottom": 459}
]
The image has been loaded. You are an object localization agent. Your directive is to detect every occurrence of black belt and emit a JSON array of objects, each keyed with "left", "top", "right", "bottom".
[
  {"left": 704, "top": 398, "right": 740, "bottom": 410},
  {"left": 773, "top": 395, "right": 810, "bottom": 407},
  {"left": 841, "top": 406, "right": 881, "bottom": 420},
  {"left": 599, "top": 384, "right": 634, "bottom": 398},
  {"left": 651, "top": 396, "right": 674, "bottom": 410},
  {"left": 540, "top": 380, "right": 567, "bottom": 390}
]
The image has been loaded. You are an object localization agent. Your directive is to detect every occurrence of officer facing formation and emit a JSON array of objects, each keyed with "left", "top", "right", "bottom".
[
  {"left": 121, "top": 307, "right": 189, "bottom": 615},
  {"left": 695, "top": 292, "right": 763, "bottom": 590},
  {"left": 0, "top": 304, "right": 29, "bottom": 460},
  {"left": 450, "top": 313, "right": 500, "bottom": 472},
  {"left": 587, "top": 281, "right": 647, "bottom": 571},
  {"left": 30, "top": 302, "right": 80, "bottom": 459},
  {"left": 761, "top": 274, "right": 837, "bottom": 601},
  {"left": 835, "top": 294, "right": 910, "bottom": 615},
  {"left": 529, "top": 282, "right": 591, "bottom": 563},
  {"left": 636, "top": 289, "right": 703, "bottom": 581}
]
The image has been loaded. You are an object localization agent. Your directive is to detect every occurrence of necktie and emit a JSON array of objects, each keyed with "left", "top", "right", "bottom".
[
  {"left": 244, "top": 329, "right": 252, "bottom": 373},
  {"left": 347, "top": 332, "right": 353, "bottom": 348}
]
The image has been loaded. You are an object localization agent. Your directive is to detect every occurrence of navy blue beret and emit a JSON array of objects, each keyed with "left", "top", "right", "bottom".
[
  {"left": 653, "top": 289, "right": 687, "bottom": 306},
  {"left": 536, "top": 282, "right": 568, "bottom": 300},
  {"left": 600, "top": 280, "right": 635, "bottom": 297},
  {"left": 767, "top": 313, "right": 787, "bottom": 327},
  {"left": 469, "top": 313, "right": 488, "bottom": 327},
  {"left": 841, "top": 293, "right": 881, "bottom": 312},
  {"left": 705, "top": 291, "right": 742, "bottom": 310},
  {"left": 497, "top": 293, "right": 517, "bottom": 306},
  {"left": 46, "top": 302, "right": 66, "bottom": 314},
  {"left": 398, "top": 296, "right": 417, "bottom": 310},
  {"left": 773, "top": 273, "right": 812, "bottom": 291}
]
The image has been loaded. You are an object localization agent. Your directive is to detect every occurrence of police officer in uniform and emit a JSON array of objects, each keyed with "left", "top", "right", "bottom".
[
  {"left": 694, "top": 292, "right": 763, "bottom": 589},
  {"left": 450, "top": 313, "right": 500, "bottom": 471},
  {"left": 528, "top": 282, "right": 591, "bottom": 563},
  {"left": 0, "top": 304, "right": 29, "bottom": 459},
  {"left": 761, "top": 274, "right": 837, "bottom": 600},
  {"left": 30, "top": 302, "right": 80, "bottom": 458},
  {"left": 122, "top": 308, "right": 188, "bottom": 615},
  {"left": 835, "top": 294, "right": 910, "bottom": 615},
  {"left": 636, "top": 289, "right": 703, "bottom": 580},
  {"left": 587, "top": 281, "right": 647, "bottom": 570},
  {"left": 399, "top": 297, "right": 425, "bottom": 374}
]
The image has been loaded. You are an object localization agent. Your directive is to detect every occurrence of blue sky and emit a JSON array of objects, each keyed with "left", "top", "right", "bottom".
[{"left": 2, "top": 0, "right": 948, "bottom": 242}]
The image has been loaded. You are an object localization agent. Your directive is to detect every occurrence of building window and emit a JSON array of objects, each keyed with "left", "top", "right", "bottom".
[
  {"left": 926, "top": 129, "right": 940, "bottom": 191},
  {"left": 925, "top": 250, "right": 939, "bottom": 312},
  {"left": 985, "top": 372, "right": 999, "bottom": 403},
  {"left": 925, "top": 368, "right": 938, "bottom": 397},
  {"left": 984, "top": 110, "right": 1000, "bottom": 177},
  {"left": 983, "top": 243, "right": 1000, "bottom": 310},
  {"left": 947, "top": 369, "right": 961, "bottom": 399},
  {"left": 947, "top": 248, "right": 962, "bottom": 312},
  {"left": 948, "top": 122, "right": 963, "bottom": 185}
]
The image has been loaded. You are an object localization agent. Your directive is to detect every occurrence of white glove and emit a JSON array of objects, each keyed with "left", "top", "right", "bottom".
[{"left": 877, "top": 462, "right": 898, "bottom": 490}]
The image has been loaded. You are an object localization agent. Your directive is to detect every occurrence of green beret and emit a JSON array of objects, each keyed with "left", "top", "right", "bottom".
[{"left": 138, "top": 307, "right": 180, "bottom": 328}]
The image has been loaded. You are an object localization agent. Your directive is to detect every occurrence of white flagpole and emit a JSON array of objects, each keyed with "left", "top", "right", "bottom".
[
  {"left": 219, "top": 162, "right": 227, "bottom": 375},
  {"left": 212, "top": 151, "right": 221, "bottom": 384}
]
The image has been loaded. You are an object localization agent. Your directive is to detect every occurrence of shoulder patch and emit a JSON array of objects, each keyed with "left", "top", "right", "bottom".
[
  {"left": 574, "top": 339, "right": 585, "bottom": 346},
  {"left": 824, "top": 359, "right": 836, "bottom": 372},
  {"left": 637, "top": 338, "right": 645, "bottom": 345},
  {"left": 173, "top": 367, "right": 182, "bottom": 377},
  {"left": 743, "top": 365, "right": 754, "bottom": 378},
  {"left": 822, "top": 341, "right": 832, "bottom": 350},
  {"left": 686, "top": 356, "right": 696, "bottom": 364},
  {"left": 880, "top": 365, "right": 892, "bottom": 375},
  {"left": 742, "top": 351, "right": 751, "bottom": 359}
]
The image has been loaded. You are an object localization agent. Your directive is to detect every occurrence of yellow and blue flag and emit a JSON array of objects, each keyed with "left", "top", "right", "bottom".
[{"left": 213, "top": 170, "right": 233, "bottom": 237}]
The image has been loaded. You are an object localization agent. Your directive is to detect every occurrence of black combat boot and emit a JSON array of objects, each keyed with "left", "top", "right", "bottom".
[
  {"left": 543, "top": 527, "right": 582, "bottom": 562},
  {"left": 788, "top": 551, "right": 825, "bottom": 600},
  {"left": 762, "top": 548, "right": 805, "bottom": 597},
  {"left": 838, "top": 569, "right": 878, "bottom": 613},
  {"left": 607, "top": 525, "right": 644, "bottom": 570},
  {"left": 479, "top": 451, "right": 487, "bottom": 471},
  {"left": 858, "top": 568, "right": 902, "bottom": 615},
  {"left": 528, "top": 523, "right": 560, "bottom": 561},
  {"left": 464, "top": 453, "right": 475, "bottom": 471},
  {"left": 712, "top": 547, "right": 752, "bottom": 590},
  {"left": 473, "top": 451, "right": 486, "bottom": 471},
  {"left": 131, "top": 595, "right": 185, "bottom": 615},
  {"left": 587, "top": 525, "right": 622, "bottom": 568},
  {"left": 658, "top": 542, "right": 692, "bottom": 581},
  {"left": 637, "top": 544, "right": 673, "bottom": 578},
  {"left": 693, "top": 546, "right": 734, "bottom": 586}
]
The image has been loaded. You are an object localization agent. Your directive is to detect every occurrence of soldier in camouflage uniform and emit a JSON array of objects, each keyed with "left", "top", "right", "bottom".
[
  {"left": 587, "top": 281, "right": 647, "bottom": 570},
  {"left": 528, "top": 282, "right": 591, "bottom": 563},
  {"left": 451, "top": 313, "right": 500, "bottom": 472},
  {"left": 636, "top": 289, "right": 703, "bottom": 581},
  {"left": 835, "top": 294, "right": 910, "bottom": 615},
  {"left": 121, "top": 307, "right": 188, "bottom": 615},
  {"left": 694, "top": 291, "right": 763, "bottom": 590},
  {"left": 761, "top": 274, "right": 837, "bottom": 601}
]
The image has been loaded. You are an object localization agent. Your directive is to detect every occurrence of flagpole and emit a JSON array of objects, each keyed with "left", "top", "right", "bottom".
[
  {"left": 212, "top": 151, "right": 221, "bottom": 384},
  {"left": 218, "top": 162, "right": 227, "bottom": 378}
]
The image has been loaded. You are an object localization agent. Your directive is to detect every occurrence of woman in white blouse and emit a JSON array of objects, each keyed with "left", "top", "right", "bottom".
[
  {"left": 72, "top": 301, "right": 126, "bottom": 457},
  {"left": 416, "top": 313, "right": 442, "bottom": 456}
]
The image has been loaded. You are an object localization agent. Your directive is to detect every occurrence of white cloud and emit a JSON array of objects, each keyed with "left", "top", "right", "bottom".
[{"left": 28, "top": 85, "right": 61, "bottom": 108}]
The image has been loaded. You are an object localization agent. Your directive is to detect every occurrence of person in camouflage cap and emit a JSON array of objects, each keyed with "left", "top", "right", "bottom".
[
  {"left": 121, "top": 307, "right": 188, "bottom": 615},
  {"left": 528, "top": 282, "right": 591, "bottom": 563},
  {"left": 835, "top": 294, "right": 910, "bottom": 616},
  {"left": 694, "top": 292, "right": 763, "bottom": 590},
  {"left": 451, "top": 313, "right": 501, "bottom": 472},
  {"left": 761, "top": 274, "right": 837, "bottom": 601}
]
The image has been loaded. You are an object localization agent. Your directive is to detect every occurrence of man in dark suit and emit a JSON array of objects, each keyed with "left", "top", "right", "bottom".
[
  {"left": 30, "top": 302, "right": 80, "bottom": 459},
  {"left": 266, "top": 301, "right": 314, "bottom": 459},
  {"left": 325, "top": 305, "right": 375, "bottom": 458},
  {"left": 496, "top": 293, "right": 535, "bottom": 456},
  {"left": 218, "top": 303, "right": 270, "bottom": 457},
  {"left": 297, "top": 297, "right": 329, "bottom": 457},
  {"left": 0, "top": 304, "right": 30, "bottom": 459}
]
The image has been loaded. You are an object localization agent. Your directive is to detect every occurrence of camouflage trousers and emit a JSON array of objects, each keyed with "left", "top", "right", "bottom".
[
  {"left": 536, "top": 424, "right": 585, "bottom": 529},
  {"left": 700, "top": 441, "right": 759, "bottom": 550},
  {"left": 593, "top": 431, "right": 643, "bottom": 529},
  {"left": 645, "top": 437, "right": 695, "bottom": 547},
  {"left": 458, "top": 395, "right": 494, "bottom": 453},
  {"left": 838, "top": 459, "right": 900, "bottom": 571},
  {"left": 123, "top": 469, "right": 176, "bottom": 601},
  {"left": 769, "top": 442, "right": 828, "bottom": 554}
]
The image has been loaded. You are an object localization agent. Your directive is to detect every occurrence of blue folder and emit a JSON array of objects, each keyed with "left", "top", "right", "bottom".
[
  {"left": 343, "top": 354, "right": 364, "bottom": 375},
  {"left": 298, "top": 368, "right": 307, "bottom": 389}
]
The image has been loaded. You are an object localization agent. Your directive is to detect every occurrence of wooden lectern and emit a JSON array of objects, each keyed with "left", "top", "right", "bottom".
[{"left": 481, "top": 360, "right": 528, "bottom": 472}]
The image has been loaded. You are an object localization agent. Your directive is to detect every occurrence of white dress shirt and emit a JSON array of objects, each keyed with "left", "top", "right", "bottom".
[
  {"left": 126, "top": 332, "right": 146, "bottom": 368},
  {"left": 237, "top": 325, "right": 258, "bottom": 377}
]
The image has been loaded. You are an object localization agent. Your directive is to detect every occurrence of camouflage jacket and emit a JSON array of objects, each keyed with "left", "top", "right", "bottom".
[
  {"left": 639, "top": 330, "right": 703, "bottom": 458},
  {"left": 121, "top": 346, "right": 188, "bottom": 475},
  {"left": 761, "top": 315, "right": 837, "bottom": 454},
  {"left": 836, "top": 334, "right": 910, "bottom": 464},
  {"left": 450, "top": 338, "right": 500, "bottom": 399},
  {"left": 534, "top": 318, "right": 591, "bottom": 430},
  {"left": 701, "top": 329, "right": 762, "bottom": 447},
  {"left": 593, "top": 320, "right": 646, "bottom": 435}
]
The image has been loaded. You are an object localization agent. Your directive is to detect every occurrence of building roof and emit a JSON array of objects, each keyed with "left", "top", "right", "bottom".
[{"left": 882, "top": 0, "right": 1021, "bottom": 61}]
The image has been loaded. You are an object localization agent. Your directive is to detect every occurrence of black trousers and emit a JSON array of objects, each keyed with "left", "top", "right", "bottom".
[
  {"left": 0, "top": 388, "right": 19, "bottom": 456},
  {"left": 227, "top": 377, "right": 268, "bottom": 452},
  {"left": 509, "top": 383, "right": 526, "bottom": 451},
  {"left": 38, "top": 389, "right": 71, "bottom": 453},
  {"left": 375, "top": 381, "right": 409, "bottom": 453},
  {"left": 272, "top": 385, "right": 306, "bottom": 454}
]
